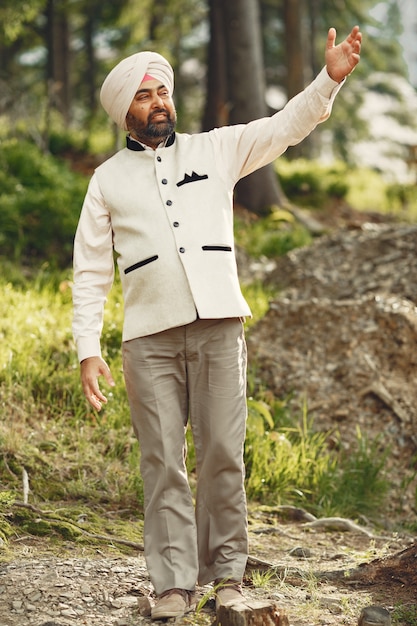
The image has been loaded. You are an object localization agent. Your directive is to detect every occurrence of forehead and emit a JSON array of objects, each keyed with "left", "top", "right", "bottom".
[{"left": 138, "top": 77, "right": 164, "bottom": 91}]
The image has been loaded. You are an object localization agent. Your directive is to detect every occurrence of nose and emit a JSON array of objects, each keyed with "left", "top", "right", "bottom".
[{"left": 152, "top": 93, "right": 165, "bottom": 108}]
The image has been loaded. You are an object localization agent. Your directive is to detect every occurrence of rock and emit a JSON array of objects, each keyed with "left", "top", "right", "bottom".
[
  {"left": 288, "top": 546, "right": 312, "bottom": 559},
  {"left": 358, "top": 605, "right": 391, "bottom": 626},
  {"left": 1, "top": 556, "right": 149, "bottom": 626},
  {"left": 137, "top": 595, "right": 152, "bottom": 617}
]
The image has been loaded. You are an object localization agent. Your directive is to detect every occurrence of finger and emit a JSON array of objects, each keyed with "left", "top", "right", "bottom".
[
  {"left": 82, "top": 378, "right": 108, "bottom": 409},
  {"left": 101, "top": 365, "right": 116, "bottom": 388},
  {"left": 327, "top": 27, "right": 336, "bottom": 50},
  {"left": 351, "top": 25, "right": 360, "bottom": 38},
  {"left": 349, "top": 26, "right": 362, "bottom": 49},
  {"left": 89, "top": 393, "right": 105, "bottom": 411},
  {"left": 88, "top": 387, "right": 108, "bottom": 411}
]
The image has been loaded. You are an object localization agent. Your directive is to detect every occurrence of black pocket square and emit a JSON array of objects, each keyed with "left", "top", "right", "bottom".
[{"left": 177, "top": 171, "right": 209, "bottom": 187}]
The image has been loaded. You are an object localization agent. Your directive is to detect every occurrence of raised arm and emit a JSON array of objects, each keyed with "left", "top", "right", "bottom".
[{"left": 325, "top": 25, "right": 362, "bottom": 83}]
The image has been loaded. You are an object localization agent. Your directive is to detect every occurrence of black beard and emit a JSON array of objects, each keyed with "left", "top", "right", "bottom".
[
  {"left": 146, "top": 118, "right": 176, "bottom": 138},
  {"left": 126, "top": 110, "right": 176, "bottom": 143}
]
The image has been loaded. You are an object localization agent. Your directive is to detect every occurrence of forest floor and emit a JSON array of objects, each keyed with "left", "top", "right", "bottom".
[{"left": 0, "top": 508, "right": 415, "bottom": 626}]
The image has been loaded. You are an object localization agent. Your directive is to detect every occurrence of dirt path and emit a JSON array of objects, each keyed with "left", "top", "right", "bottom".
[{"left": 1, "top": 510, "right": 415, "bottom": 626}]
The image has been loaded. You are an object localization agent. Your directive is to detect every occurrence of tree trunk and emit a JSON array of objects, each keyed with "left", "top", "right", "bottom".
[
  {"left": 283, "top": 0, "right": 304, "bottom": 100},
  {"left": 204, "top": 0, "right": 286, "bottom": 215},
  {"left": 84, "top": 13, "right": 96, "bottom": 114},
  {"left": 45, "top": 0, "right": 71, "bottom": 124},
  {"left": 283, "top": 0, "right": 308, "bottom": 159},
  {"left": 202, "top": 0, "right": 229, "bottom": 130}
]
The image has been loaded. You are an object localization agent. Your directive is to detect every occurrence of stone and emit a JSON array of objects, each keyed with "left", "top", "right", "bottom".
[{"left": 358, "top": 605, "right": 391, "bottom": 626}]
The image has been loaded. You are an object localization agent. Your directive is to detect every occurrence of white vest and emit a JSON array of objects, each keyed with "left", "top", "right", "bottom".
[{"left": 95, "top": 130, "right": 252, "bottom": 340}]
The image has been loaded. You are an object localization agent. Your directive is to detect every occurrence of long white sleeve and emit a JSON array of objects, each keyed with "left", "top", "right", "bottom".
[{"left": 72, "top": 175, "right": 115, "bottom": 362}]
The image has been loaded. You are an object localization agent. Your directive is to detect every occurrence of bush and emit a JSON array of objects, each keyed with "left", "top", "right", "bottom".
[
  {"left": 235, "top": 211, "right": 312, "bottom": 259},
  {"left": 275, "top": 158, "right": 349, "bottom": 208},
  {"left": 0, "top": 139, "right": 88, "bottom": 268}
]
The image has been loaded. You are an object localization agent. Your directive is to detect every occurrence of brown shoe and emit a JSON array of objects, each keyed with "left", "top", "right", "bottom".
[
  {"left": 214, "top": 579, "right": 245, "bottom": 611},
  {"left": 151, "top": 588, "right": 194, "bottom": 620}
]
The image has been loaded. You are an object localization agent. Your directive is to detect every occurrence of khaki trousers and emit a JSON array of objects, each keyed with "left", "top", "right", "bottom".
[{"left": 122, "top": 318, "right": 248, "bottom": 595}]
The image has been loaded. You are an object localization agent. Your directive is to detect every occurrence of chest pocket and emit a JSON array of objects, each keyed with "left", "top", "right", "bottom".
[
  {"left": 124, "top": 255, "right": 158, "bottom": 274},
  {"left": 202, "top": 246, "right": 232, "bottom": 252}
]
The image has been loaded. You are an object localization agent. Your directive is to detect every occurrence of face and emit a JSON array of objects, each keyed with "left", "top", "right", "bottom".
[{"left": 126, "top": 78, "right": 176, "bottom": 148}]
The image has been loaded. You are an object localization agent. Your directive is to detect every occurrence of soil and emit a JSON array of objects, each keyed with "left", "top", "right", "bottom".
[
  {"left": 0, "top": 513, "right": 415, "bottom": 626},
  {"left": 1, "top": 201, "right": 416, "bottom": 626},
  {"left": 244, "top": 204, "right": 417, "bottom": 524}
]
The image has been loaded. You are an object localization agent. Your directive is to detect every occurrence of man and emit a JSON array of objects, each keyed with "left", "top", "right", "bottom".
[{"left": 72, "top": 26, "right": 361, "bottom": 620}]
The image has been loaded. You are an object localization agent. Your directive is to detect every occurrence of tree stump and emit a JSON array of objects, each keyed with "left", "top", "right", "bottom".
[
  {"left": 358, "top": 605, "right": 391, "bottom": 626},
  {"left": 214, "top": 600, "right": 289, "bottom": 626}
]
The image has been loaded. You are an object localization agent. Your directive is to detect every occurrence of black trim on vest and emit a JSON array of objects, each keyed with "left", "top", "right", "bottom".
[
  {"left": 124, "top": 255, "right": 159, "bottom": 274},
  {"left": 126, "top": 133, "right": 176, "bottom": 151},
  {"left": 202, "top": 245, "right": 232, "bottom": 252}
]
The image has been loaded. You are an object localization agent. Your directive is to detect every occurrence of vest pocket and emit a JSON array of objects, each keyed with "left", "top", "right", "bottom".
[
  {"left": 124, "top": 255, "right": 158, "bottom": 274},
  {"left": 202, "top": 245, "right": 232, "bottom": 252}
]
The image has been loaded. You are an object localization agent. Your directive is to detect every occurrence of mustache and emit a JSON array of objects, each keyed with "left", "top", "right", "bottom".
[{"left": 149, "top": 108, "right": 169, "bottom": 120}]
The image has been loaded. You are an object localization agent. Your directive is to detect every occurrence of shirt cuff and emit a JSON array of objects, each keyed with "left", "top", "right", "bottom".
[
  {"left": 315, "top": 66, "right": 346, "bottom": 100},
  {"left": 76, "top": 336, "right": 102, "bottom": 363}
]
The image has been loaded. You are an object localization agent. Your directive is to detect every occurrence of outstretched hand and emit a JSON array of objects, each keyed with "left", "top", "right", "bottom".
[{"left": 325, "top": 25, "right": 362, "bottom": 83}]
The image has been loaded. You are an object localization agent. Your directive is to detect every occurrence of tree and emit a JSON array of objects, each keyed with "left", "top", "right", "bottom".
[
  {"left": 203, "top": 0, "right": 286, "bottom": 215},
  {"left": 44, "top": 0, "right": 71, "bottom": 124},
  {"left": 282, "top": 0, "right": 306, "bottom": 158},
  {"left": 0, "top": 0, "right": 411, "bottom": 179}
]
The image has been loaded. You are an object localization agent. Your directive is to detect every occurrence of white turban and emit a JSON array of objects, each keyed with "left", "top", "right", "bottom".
[{"left": 100, "top": 51, "right": 174, "bottom": 130}]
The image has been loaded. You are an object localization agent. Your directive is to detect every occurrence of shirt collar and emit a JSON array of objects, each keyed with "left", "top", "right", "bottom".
[{"left": 126, "top": 133, "right": 176, "bottom": 151}]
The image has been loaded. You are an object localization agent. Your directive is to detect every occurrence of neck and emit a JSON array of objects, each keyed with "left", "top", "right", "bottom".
[{"left": 130, "top": 132, "right": 166, "bottom": 150}]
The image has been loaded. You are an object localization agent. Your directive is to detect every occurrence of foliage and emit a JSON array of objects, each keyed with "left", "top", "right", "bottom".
[
  {"left": 0, "top": 0, "right": 412, "bottom": 182},
  {"left": 0, "top": 0, "right": 47, "bottom": 44},
  {"left": 392, "top": 604, "right": 417, "bottom": 626},
  {"left": 241, "top": 281, "right": 278, "bottom": 328},
  {"left": 0, "top": 264, "right": 394, "bottom": 548},
  {"left": 234, "top": 209, "right": 312, "bottom": 259},
  {"left": 346, "top": 169, "right": 417, "bottom": 217},
  {"left": 0, "top": 272, "right": 141, "bottom": 514},
  {"left": 0, "top": 139, "right": 87, "bottom": 268},
  {"left": 275, "top": 157, "right": 417, "bottom": 218},
  {"left": 244, "top": 395, "right": 390, "bottom": 519},
  {"left": 275, "top": 158, "right": 350, "bottom": 207}
]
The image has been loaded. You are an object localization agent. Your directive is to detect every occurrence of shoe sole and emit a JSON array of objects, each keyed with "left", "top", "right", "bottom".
[{"left": 151, "top": 604, "right": 195, "bottom": 620}]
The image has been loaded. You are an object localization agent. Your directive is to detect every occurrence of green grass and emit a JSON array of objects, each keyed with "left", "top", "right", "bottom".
[
  {"left": 0, "top": 261, "right": 397, "bottom": 549},
  {"left": 244, "top": 396, "right": 390, "bottom": 518},
  {"left": 392, "top": 604, "right": 417, "bottom": 626},
  {"left": 0, "top": 271, "right": 139, "bottom": 510}
]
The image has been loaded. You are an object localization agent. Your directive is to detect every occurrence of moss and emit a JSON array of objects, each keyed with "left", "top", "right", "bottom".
[
  {"left": 7, "top": 506, "right": 81, "bottom": 540},
  {"left": 0, "top": 519, "right": 14, "bottom": 543}
]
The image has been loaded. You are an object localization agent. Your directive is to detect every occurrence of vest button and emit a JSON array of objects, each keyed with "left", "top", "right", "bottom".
[
  {"left": 173, "top": 221, "right": 179, "bottom": 227},
  {"left": 157, "top": 156, "right": 162, "bottom": 162},
  {"left": 179, "top": 247, "right": 185, "bottom": 253},
  {"left": 162, "top": 178, "right": 168, "bottom": 184},
  {"left": 166, "top": 200, "right": 172, "bottom": 206}
]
